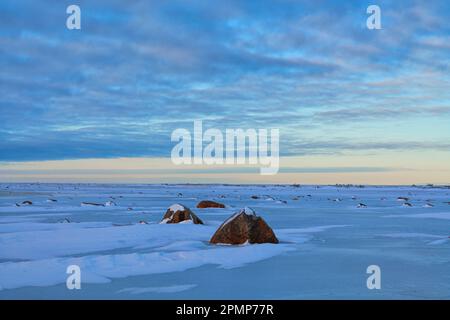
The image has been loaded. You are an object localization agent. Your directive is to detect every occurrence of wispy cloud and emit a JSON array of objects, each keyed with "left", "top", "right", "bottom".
[
  {"left": 314, "top": 106, "right": 450, "bottom": 122},
  {"left": 0, "top": 0, "right": 450, "bottom": 162}
]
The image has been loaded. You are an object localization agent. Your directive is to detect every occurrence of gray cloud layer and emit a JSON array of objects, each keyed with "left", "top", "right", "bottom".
[{"left": 1, "top": 0, "right": 450, "bottom": 161}]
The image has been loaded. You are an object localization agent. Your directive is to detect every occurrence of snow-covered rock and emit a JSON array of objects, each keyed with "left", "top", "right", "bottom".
[
  {"left": 210, "top": 207, "right": 278, "bottom": 245},
  {"left": 160, "top": 204, "right": 203, "bottom": 225}
]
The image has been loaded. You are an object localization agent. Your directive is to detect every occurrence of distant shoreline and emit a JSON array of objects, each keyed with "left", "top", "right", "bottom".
[{"left": 1, "top": 182, "right": 449, "bottom": 188}]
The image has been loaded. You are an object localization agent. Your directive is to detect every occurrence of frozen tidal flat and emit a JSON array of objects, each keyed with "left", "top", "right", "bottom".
[{"left": 0, "top": 183, "right": 449, "bottom": 299}]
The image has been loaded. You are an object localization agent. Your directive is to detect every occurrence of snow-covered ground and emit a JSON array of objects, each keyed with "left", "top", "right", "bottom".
[{"left": 0, "top": 183, "right": 449, "bottom": 299}]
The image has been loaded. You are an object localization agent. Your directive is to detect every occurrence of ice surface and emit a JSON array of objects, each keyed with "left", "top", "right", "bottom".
[
  {"left": 0, "top": 183, "right": 449, "bottom": 299},
  {"left": 0, "top": 243, "right": 294, "bottom": 290}
]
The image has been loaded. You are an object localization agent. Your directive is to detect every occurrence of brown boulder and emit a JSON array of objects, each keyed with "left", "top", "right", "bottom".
[
  {"left": 160, "top": 204, "right": 203, "bottom": 224},
  {"left": 210, "top": 207, "right": 278, "bottom": 245},
  {"left": 196, "top": 200, "right": 225, "bottom": 209}
]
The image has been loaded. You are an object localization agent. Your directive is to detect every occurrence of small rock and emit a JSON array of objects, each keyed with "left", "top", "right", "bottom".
[
  {"left": 403, "top": 202, "right": 413, "bottom": 207},
  {"left": 357, "top": 203, "right": 367, "bottom": 208},
  {"left": 81, "top": 202, "right": 105, "bottom": 207},
  {"left": 196, "top": 200, "right": 225, "bottom": 208},
  {"left": 113, "top": 223, "right": 133, "bottom": 227}
]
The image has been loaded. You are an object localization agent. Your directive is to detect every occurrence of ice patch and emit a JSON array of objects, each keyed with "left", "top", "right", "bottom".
[
  {"left": 0, "top": 223, "right": 215, "bottom": 260},
  {"left": 384, "top": 212, "right": 450, "bottom": 220},
  {"left": 279, "top": 225, "right": 351, "bottom": 234},
  {"left": 0, "top": 221, "right": 112, "bottom": 234},
  {"left": 116, "top": 284, "right": 197, "bottom": 295},
  {"left": 153, "top": 240, "right": 206, "bottom": 251},
  {"left": 0, "top": 213, "right": 70, "bottom": 224},
  {"left": 276, "top": 225, "right": 351, "bottom": 243},
  {"left": 0, "top": 244, "right": 294, "bottom": 290},
  {"left": 427, "top": 238, "right": 449, "bottom": 245},
  {"left": 380, "top": 233, "right": 449, "bottom": 245},
  {"left": 380, "top": 232, "right": 445, "bottom": 239}
]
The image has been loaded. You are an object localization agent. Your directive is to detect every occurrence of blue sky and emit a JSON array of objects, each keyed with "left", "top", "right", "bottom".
[{"left": 1, "top": 1, "right": 450, "bottom": 183}]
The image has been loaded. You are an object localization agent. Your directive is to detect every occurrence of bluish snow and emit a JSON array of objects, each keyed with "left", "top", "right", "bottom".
[{"left": 0, "top": 183, "right": 449, "bottom": 299}]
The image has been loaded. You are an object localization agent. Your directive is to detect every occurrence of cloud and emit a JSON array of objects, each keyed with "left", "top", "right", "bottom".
[
  {"left": 314, "top": 106, "right": 450, "bottom": 122},
  {"left": 0, "top": 0, "right": 450, "bottom": 161},
  {"left": 281, "top": 140, "right": 450, "bottom": 157},
  {"left": 0, "top": 166, "right": 401, "bottom": 176}
]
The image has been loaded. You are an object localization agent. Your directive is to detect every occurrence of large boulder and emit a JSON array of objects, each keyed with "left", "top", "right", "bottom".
[
  {"left": 196, "top": 200, "right": 225, "bottom": 208},
  {"left": 160, "top": 204, "right": 203, "bottom": 224},
  {"left": 210, "top": 207, "right": 278, "bottom": 245}
]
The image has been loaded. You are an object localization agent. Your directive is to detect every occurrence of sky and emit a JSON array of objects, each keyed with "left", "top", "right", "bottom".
[{"left": 1, "top": 0, "right": 450, "bottom": 184}]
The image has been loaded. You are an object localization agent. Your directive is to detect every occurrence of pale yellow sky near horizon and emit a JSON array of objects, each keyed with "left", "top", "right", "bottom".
[{"left": 1, "top": 151, "right": 449, "bottom": 185}]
